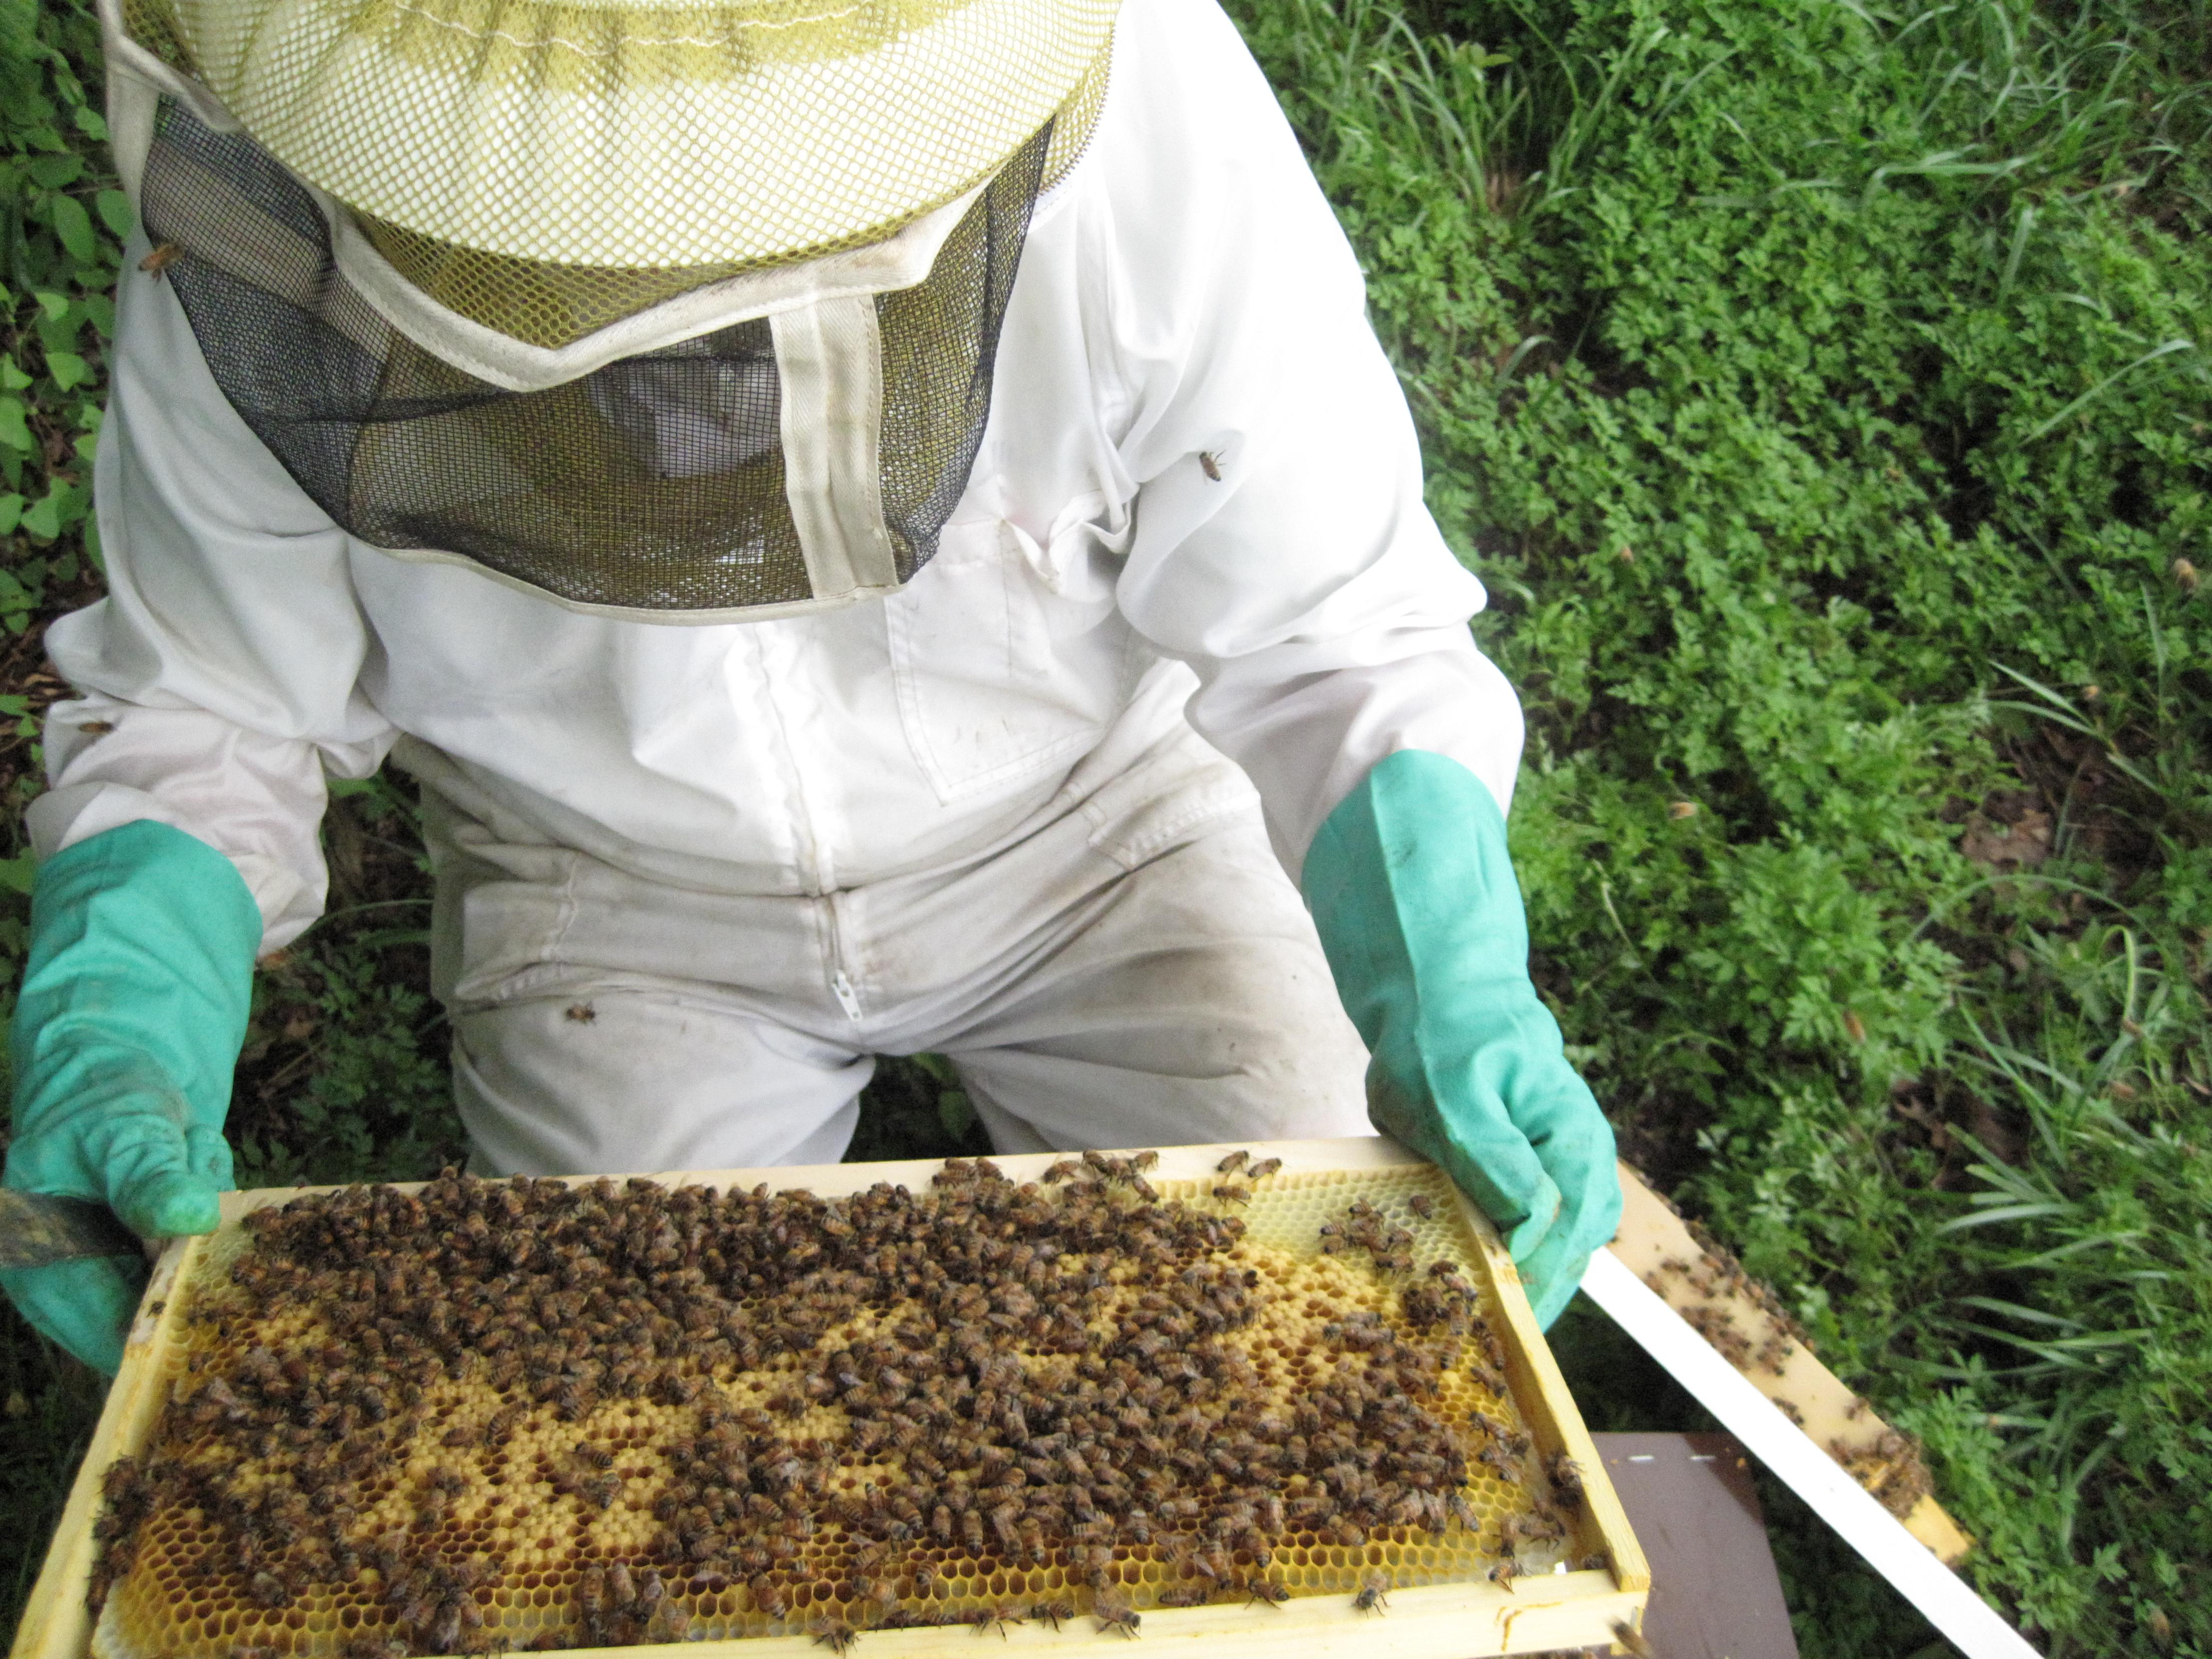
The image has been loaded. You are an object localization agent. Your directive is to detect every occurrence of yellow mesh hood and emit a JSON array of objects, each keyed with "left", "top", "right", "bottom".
[
  {"left": 344, "top": 38, "right": 1111, "bottom": 348},
  {"left": 118, "top": 0, "right": 1120, "bottom": 269}
]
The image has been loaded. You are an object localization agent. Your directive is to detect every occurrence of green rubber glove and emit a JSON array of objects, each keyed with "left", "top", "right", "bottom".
[
  {"left": 1303, "top": 749, "right": 1621, "bottom": 1328},
  {"left": 2, "top": 820, "right": 259, "bottom": 1373}
]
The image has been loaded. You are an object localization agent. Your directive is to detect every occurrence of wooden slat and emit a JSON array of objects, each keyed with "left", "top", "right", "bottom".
[
  {"left": 1450, "top": 1188, "right": 1650, "bottom": 1597},
  {"left": 1606, "top": 1161, "right": 1973, "bottom": 1565},
  {"left": 13, "top": 1235, "right": 203, "bottom": 1659}
]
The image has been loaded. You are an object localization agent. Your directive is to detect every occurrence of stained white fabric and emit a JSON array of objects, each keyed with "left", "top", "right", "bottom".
[
  {"left": 428, "top": 711, "right": 1371, "bottom": 1175},
  {"left": 32, "top": 0, "right": 1526, "bottom": 968}
]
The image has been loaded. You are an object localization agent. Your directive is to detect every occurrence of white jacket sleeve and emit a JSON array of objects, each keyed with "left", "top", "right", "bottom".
[
  {"left": 29, "top": 235, "right": 397, "bottom": 952},
  {"left": 1101, "top": 0, "right": 1524, "bottom": 881}
]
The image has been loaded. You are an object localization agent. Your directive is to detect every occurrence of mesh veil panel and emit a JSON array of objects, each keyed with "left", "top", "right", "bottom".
[
  {"left": 344, "top": 44, "right": 1105, "bottom": 352},
  {"left": 116, "top": 0, "right": 1118, "bottom": 271},
  {"left": 879, "top": 121, "right": 1047, "bottom": 580},
  {"left": 136, "top": 101, "right": 1048, "bottom": 616}
]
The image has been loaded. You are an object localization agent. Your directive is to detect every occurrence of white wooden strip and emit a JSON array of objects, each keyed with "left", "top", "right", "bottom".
[{"left": 1579, "top": 1250, "right": 2039, "bottom": 1659}]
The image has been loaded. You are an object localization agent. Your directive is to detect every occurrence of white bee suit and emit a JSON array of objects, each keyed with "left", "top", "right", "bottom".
[{"left": 29, "top": 0, "right": 1526, "bottom": 1173}]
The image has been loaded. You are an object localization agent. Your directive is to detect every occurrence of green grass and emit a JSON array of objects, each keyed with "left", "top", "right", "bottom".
[{"left": 2, "top": 1, "right": 2210, "bottom": 1655}]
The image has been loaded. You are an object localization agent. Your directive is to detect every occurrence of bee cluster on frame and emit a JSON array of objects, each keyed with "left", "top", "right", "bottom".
[{"left": 89, "top": 1153, "right": 1590, "bottom": 1657}]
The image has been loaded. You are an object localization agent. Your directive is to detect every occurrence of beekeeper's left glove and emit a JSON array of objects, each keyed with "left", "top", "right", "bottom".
[
  {"left": 1303, "top": 749, "right": 1620, "bottom": 1328},
  {"left": 2, "top": 820, "right": 258, "bottom": 1373}
]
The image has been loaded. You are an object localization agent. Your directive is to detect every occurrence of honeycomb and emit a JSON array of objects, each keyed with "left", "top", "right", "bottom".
[{"left": 89, "top": 1156, "right": 1595, "bottom": 1657}]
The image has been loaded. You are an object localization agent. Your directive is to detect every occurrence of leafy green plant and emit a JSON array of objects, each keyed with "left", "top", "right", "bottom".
[
  {"left": 0, "top": 0, "right": 123, "bottom": 622},
  {"left": 846, "top": 1053, "right": 996, "bottom": 1166},
  {"left": 1232, "top": 1, "right": 2210, "bottom": 1653}
]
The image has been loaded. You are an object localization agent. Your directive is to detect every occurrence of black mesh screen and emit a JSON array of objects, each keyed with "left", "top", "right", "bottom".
[
  {"left": 878, "top": 123, "right": 1050, "bottom": 581},
  {"left": 136, "top": 102, "right": 1046, "bottom": 616}
]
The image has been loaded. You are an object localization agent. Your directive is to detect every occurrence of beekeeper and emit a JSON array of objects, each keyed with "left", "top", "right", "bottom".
[{"left": 1, "top": 0, "right": 1619, "bottom": 1372}]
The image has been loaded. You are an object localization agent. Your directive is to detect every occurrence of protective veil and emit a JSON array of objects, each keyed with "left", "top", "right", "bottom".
[{"left": 101, "top": 0, "right": 1116, "bottom": 620}]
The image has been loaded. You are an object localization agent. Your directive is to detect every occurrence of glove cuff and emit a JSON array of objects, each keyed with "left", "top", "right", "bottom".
[{"left": 11, "top": 820, "right": 260, "bottom": 1145}]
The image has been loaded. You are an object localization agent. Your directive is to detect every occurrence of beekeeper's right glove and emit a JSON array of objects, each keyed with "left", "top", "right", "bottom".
[
  {"left": 1303, "top": 749, "right": 1621, "bottom": 1328},
  {"left": 2, "top": 820, "right": 258, "bottom": 1373}
]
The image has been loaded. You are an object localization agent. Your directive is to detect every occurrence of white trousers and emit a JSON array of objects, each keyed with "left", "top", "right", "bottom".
[{"left": 422, "top": 718, "right": 1374, "bottom": 1177}]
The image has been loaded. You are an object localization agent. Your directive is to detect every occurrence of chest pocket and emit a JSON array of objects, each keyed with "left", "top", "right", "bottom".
[{"left": 885, "top": 515, "right": 1139, "bottom": 802}]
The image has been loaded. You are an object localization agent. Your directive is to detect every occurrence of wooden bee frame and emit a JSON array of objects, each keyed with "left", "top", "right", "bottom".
[{"left": 15, "top": 1136, "right": 1648, "bottom": 1659}]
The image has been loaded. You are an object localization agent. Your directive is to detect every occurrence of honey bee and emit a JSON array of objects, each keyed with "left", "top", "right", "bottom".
[
  {"left": 1489, "top": 1556, "right": 1520, "bottom": 1591},
  {"left": 1467, "top": 1357, "right": 1509, "bottom": 1396},
  {"left": 392, "top": 1585, "right": 440, "bottom": 1636},
  {"left": 1041, "top": 1160, "right": 1081, "bottom": 1184},
  {"left": 1480, "top": 1326, "right": 1511, "bottom": 1372},
  {"left": 430, "top": 1599, "right": 468, "bottom": 1651},
  {"left": 1210, "top": 1183, "right": 1250, "bottom": 1206},
  {"left": 1406, "top": 1193, "right": 1434, "bottom": 1218},
  {"left": 1199, "top": 451, "right": 1224, "bottom": 481},
  {"left": 1498, "top": 1512, "right": 1560, "bottom": 1552},
  {"left": 1351, "top": 1569, "right": 1391, "bottom": 1615},
  {"left": 970, "top": 1604, "right": 1026, "bottom": 1637},
  {"left": 138, "top": 241, "right": 183, "bottom": 278},
  {"left": 1029, "top": 1600, "right": 1074, "bottom": 1631},
  {"left": 1130, "top": 1151, "right": 1160, "bottom": 1172},
  {"left": 1155, "top": 1587, "right": 1210, "bottom": 1607},
  {"left": 651, "top": 1606, "right": 692, "bottom": 1643},
  {"left": 564, "top": 1003, "right": 597, "bottom": 1024},
  {"left": 852, "top": 1575, "right": 896, "bottom": 1613},
  {"left": 1243, "top": 1579, "right": 1290, "bottom": 1608},
  {"left": 1547, "top": 1451, "right": 1586, "bottom": 1507},
  {"left": 1216, "top": 1151, "right": 1250, "bottom": 1174},
  {"left": 580, "top": 1473, "right": 621, "bottom": 1509},
  {"left": 1092, "top": 1589, "right": 1141, "bottom": 1638},
  {"left": 97, "top": 1454, "right": 143, "bottom": 1509}
]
